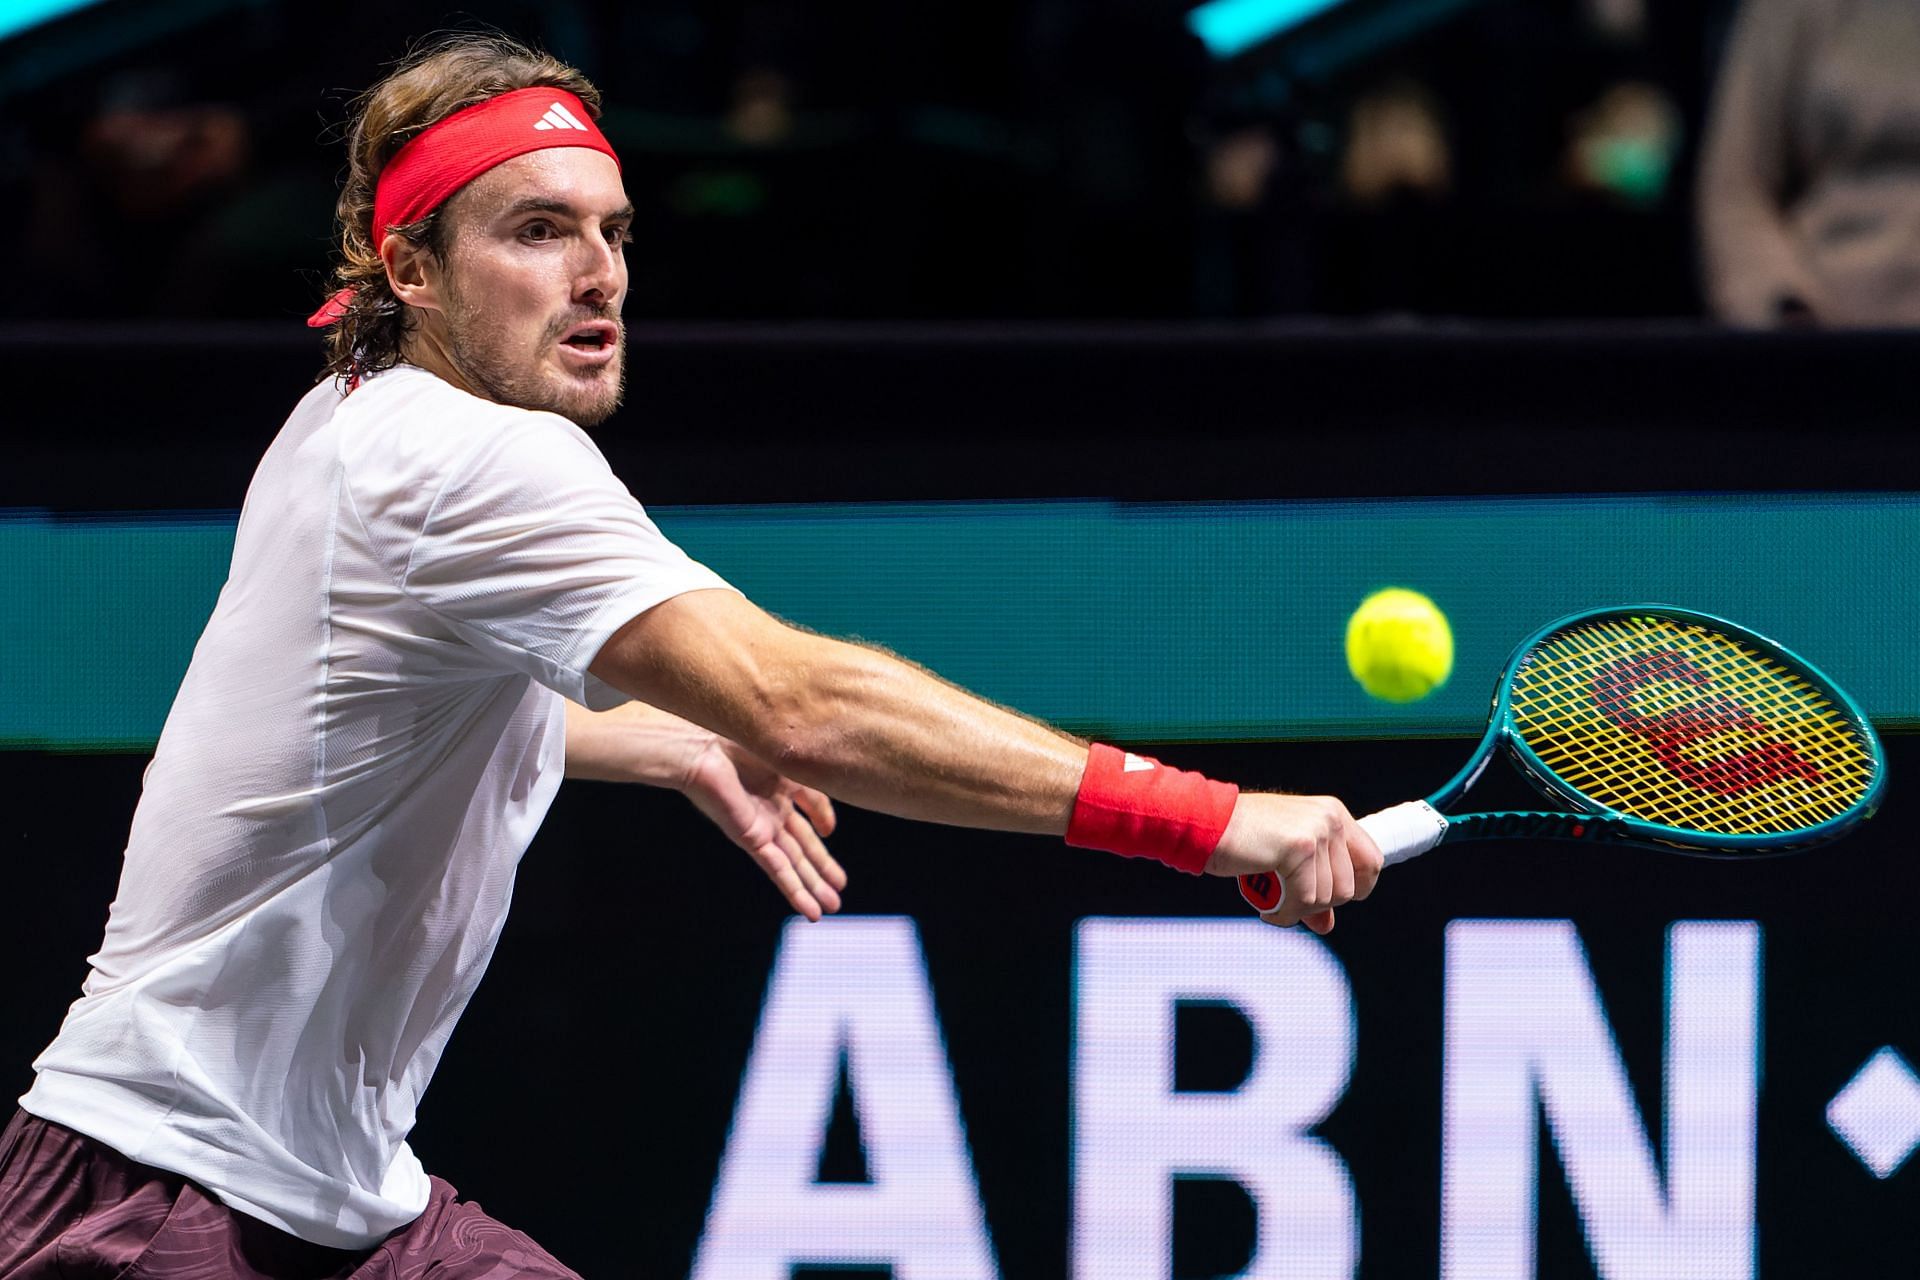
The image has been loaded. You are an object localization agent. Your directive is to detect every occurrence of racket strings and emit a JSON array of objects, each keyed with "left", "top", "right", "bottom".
[{"left": 1509, "top": 614, "right": 1876, "bottom": 836}]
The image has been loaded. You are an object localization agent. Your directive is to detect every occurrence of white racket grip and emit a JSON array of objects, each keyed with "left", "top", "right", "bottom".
[{"left": 1358, "top": 800, "right": 1448, "bottom": 866}]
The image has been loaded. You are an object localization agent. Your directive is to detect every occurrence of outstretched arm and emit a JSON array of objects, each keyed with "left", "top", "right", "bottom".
[{"left": 588, "top": 588, "right": 1381, "bottom": 931}]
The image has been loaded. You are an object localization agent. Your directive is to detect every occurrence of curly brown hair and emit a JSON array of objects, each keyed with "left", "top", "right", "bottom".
[{"left": 319, "top": 34, "right": 602, "bottom": 382}]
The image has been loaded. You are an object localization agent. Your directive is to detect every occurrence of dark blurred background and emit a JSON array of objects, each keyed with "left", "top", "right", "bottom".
[{"left": 0, "top": 0, "right": 1754, "bottom": 327}]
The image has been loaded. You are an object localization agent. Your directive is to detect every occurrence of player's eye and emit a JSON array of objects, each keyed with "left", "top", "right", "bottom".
[{"left": 520, "top": 220, "right": 557, "bottom": 242}]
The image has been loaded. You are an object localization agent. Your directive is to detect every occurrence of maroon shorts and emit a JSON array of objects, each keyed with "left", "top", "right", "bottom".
[{"left": 0, "top": 1109, "right": 581, "bottom": 1279}]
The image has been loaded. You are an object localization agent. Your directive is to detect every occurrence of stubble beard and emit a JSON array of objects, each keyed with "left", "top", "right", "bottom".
[{"left": 441, "top": 291, "right": 626, "bottom": 429}]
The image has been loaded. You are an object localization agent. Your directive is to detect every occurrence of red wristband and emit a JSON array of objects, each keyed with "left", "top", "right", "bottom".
[{"left": 1065, "top": 743, "right": 1240, "bottom": 875}]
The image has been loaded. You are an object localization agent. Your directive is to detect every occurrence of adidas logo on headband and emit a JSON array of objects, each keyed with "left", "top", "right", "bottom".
[{"left": 533, "top": 101, "right": 590, "bottom": 132}]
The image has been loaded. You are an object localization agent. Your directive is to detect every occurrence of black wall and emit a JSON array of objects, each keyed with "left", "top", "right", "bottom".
[{"left": 8, "top": 322, "right": 1920, "bottom": 511}]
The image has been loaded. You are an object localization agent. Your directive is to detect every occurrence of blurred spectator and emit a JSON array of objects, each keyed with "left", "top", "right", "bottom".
[
  {"left": 1584, "top": 0, "right": 1647, "bottom": 42},
  {"left": 1564, "top": 81, "right": 1680, "bottom": 208},
  {"left": 13, "top": 68, "right": 334, "bottom": 321},
  {"left": 726, "top": 68, "right": 796, "bottom": 146},
  {"left": 1699, "top": 0, "right": 1920, "bottom": 327},
  {"left": 83, "top": 101, "right": 249, "bottom": 222},
  {"left": 1309, "top": 75, "right": 1465, "bottom": 318},
  {"left": 1020, "top": 0, "right": 1207, "bottom": 317},
  {"left": 1192, "top": 119, "right": 1317, "bottom": 317},
  {"left": 1207, "top": 126, "right": 1279, "bottom": 212},
  {"left": 1340, "top": 77, "right": 1451, "bottom": 206}
]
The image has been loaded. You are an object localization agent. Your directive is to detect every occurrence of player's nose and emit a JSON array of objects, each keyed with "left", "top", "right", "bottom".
[{"left": 573, "top": 233, "right": 624, "bottom": 307}]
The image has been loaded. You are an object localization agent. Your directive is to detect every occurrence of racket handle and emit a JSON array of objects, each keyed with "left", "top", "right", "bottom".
[
  {"left": 1362, "top": 800, "right": 1449, "bottom": 866},
  {"left": 1236, "top": 800, "right": 1447, "bottom": 913}
]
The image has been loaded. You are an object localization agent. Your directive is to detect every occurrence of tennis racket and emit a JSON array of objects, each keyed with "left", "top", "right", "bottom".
[{"left": 1239, "top": 605, "right": 1886, "bottom": 914}]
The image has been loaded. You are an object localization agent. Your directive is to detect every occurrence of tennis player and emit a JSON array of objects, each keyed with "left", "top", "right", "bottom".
[{"left": 0, "top": 35, "right": 1381, "bottom": 1279}]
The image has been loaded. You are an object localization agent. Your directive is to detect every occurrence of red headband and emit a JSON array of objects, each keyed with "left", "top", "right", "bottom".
[{"left": 308, "top": 87, "right": 622, "bottom": 328}]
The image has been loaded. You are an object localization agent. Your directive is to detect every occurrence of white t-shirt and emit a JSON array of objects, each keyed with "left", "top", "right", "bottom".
[{"left": 22, "top": 365, "right": 731, "bottom": 1249}]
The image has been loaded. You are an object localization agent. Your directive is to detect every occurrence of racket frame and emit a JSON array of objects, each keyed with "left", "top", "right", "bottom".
[{"left": 1426, "top": 604, "right": 1886, "bottom": 857}]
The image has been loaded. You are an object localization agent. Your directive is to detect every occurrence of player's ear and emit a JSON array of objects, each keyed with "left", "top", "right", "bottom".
[{"left": 381, "top": 231, "right": 444, "bottom": 315}]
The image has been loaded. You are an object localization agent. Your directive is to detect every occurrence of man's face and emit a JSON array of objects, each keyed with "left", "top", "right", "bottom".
[{"left": 421, "top": 149, "right": 632, "bottom": 428}]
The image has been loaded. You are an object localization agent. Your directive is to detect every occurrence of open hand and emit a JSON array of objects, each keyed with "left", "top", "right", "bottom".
[{"left": 683, "top": 737, "right": 846, "bottom": 920}]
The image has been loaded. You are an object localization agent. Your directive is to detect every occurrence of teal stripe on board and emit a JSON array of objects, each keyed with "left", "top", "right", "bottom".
[
  {"left": 4, "top": 495, "right": 1916, "bottom": 750},
  {"left": 2, "top": 516, "right": 237, "bottom": 750}
]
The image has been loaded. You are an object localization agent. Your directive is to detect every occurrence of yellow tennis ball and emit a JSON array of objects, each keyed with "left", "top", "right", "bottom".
[{"left": 1346, "top": 588, "right": 1454, "bottom": 703}]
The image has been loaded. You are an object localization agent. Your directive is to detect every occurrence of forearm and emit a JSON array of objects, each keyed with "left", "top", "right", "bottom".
[
  {"left": 750, "top": 636, "right": 1087, "bottom": 834},
  {"left": 594, "top": 594, "right": 1087, "bottom": 834},
  {"left": 562, "top": 698, "right": 716, "bottom": 786}
]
